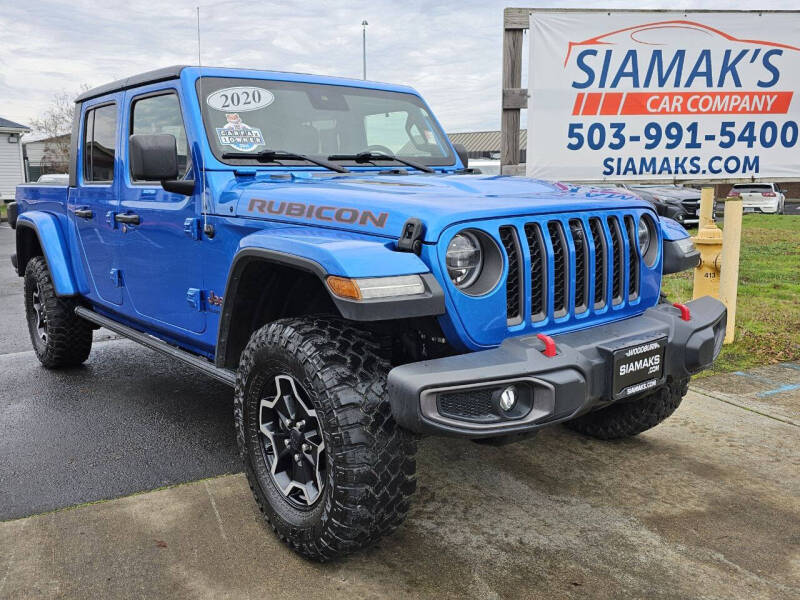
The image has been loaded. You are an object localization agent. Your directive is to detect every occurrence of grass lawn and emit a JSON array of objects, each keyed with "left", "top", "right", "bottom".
[
  {"left": 662, "top": 214, "right": 800, "bottom": 376},
  {"left": 0, "top": 204, "right": 6, "bottom": 220}
]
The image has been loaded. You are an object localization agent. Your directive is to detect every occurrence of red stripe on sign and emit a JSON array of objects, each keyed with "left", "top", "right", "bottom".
[
  {"left": 582, "top": 93, "right": 602, "bottom": 115},
  {"left": 620, "top": 91, "right": 793, "bottom": 115},
  {"left": 572, "top": 93, "right": 585, "bottom": 115},
  {"left": 599, "top": 92, "right": 623, "bottom": 115}
]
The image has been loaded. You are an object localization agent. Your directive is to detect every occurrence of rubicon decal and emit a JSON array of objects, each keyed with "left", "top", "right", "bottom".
[{"left": 247, "top": 198, "right": 388, "bottom": 228}]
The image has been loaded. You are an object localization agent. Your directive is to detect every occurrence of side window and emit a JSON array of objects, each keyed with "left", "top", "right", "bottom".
[
  {"left": 83, "top": 103, "right": 117, "bottom": 183},
  {"left": 131, "top": 93, "right": 191, "bottom": 181}
]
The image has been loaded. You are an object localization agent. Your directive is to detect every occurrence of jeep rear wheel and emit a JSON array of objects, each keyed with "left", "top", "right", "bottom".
[
  {"left": 24, "top": 257, "right": 92, "bottom": 368},
  {"left": 235, "top": 317, "right": 417, "bottom": 561},
  {"left": 565, "top": 376, "right": 689, "bottom": 440}
]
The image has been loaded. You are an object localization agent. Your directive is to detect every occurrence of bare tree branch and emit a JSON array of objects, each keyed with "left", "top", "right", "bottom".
[{"left": 28, "top": 85, "right": 90, "bottom": 175}]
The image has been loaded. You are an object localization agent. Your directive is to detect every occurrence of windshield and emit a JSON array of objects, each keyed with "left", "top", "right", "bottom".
[{"left": 196, "top": 77, "right": 455, "bottom": 167}]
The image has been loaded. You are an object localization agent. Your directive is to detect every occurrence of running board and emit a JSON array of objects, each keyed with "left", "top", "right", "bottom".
[{"left": 75, "top": 307, "right": 236, "bottom": 387}]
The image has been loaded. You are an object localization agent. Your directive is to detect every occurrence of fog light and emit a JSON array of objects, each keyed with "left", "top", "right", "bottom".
[{"left": 498, "top": 386, "right": 518, "bottom": 412}]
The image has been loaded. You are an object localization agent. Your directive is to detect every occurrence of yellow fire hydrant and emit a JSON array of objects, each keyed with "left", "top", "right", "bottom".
[{"left": 692, "top": 186, "right": 723, "bottom": 299}]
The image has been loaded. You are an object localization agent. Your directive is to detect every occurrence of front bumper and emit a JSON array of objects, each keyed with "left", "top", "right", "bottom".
[{"left": 388, "top": 296, "right": 726, "bottom": 437}]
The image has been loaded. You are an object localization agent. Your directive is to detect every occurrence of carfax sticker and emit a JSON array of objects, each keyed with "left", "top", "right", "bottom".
[{"left": 215, "top": 113, "right": 265, "bottom": 152}]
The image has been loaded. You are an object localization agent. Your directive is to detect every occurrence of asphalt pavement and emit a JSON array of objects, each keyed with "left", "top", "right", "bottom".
[
  {"left": 0, "top": 223, "right": 240, "bottom": 520},
  {"left": 2, "top": 383, "right": 798, "bottom": 600}
]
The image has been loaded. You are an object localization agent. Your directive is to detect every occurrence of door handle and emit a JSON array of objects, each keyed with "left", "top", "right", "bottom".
[
  {"left": 115, "top": 213, "right": 140, "bottom": 225},
  {"left": 75, "top": 208, "right": 93, "bottom": 219}
]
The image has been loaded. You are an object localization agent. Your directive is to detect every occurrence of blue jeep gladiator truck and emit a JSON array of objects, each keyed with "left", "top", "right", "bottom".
[{"left": 9, "top": 65, "right": 723, "bottom": 561}]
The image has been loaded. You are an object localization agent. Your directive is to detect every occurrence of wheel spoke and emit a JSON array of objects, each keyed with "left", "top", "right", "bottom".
[
  {"left": 257, "top": 373, "right": 326, "bottom": 508},
  {"left": 275, "top": 409, "right": 292, "bottom": 430},
  {"left": 292, "top": 455, "right": 308, "bottom": 483},
  {"left": 31, "top": 285, "right": 47, "bottom": 342},
  {"left": 273, "top": 447, "right": 293, "bottom": 474},
  {"left": 281, "top": 393, "right": 298, "bottom": 420}
]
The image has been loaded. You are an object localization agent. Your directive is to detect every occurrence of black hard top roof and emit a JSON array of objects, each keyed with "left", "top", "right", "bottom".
[{"left": 74, "top": 65, "right": 189, "bottom": 103}]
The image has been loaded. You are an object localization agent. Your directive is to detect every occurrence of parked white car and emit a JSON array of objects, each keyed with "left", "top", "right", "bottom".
[
  {"left": 468, "top": 158, "right": 501, "bottom": 175},
  {"left": 729, "top": 183, "right": 785, "bottom": 214},
  {"left": 35, "top": 173, "right": 69, "bottom": 184}
]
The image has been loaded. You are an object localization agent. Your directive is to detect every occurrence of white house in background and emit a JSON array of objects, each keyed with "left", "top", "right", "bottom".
[
  {"left": 23, "top": 133, "right": 70, "bottom": 183},
  {"left": 0, "top": 116, "right": 30, "bottom": 202}
]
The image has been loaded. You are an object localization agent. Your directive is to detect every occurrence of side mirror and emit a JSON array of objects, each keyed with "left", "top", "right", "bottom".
[
  {"left": 129, "top": 134, "right": 194, "bottom": 195},
  {"left": 452, "top": 142, "right": 469, "bottom": 169}
]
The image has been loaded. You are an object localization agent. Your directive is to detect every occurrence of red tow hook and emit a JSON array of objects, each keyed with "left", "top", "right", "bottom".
[
  {"left": 672, "top": 302, "right": 691, "bottom": 321},
  {"left": 536, "top": 333, "right": 557, "bottom": 357}
]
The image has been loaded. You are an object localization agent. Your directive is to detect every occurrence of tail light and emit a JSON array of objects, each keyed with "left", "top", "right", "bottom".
[
  {"left": 729, "top": 189, "right": 740, "bottom": 197},
  {"left": 762, "top": 191, "right": 776, "bottom": 197}
]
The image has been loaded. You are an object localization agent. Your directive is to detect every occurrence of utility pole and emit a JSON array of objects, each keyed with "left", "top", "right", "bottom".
[{"left": 361, "top": 20, "right": 368, "bottom": 80}]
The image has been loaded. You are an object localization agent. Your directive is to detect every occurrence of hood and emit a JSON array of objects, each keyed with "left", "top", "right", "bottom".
[{"left": 229, "top": 173, "right": 654, "bottom": 242}]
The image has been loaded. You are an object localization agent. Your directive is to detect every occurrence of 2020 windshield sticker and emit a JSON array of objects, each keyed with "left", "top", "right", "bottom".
[
  {"left": 206, "top": 86, "right": 274, "bottom": 112},
  {"left": 216, "top": 113, "right": 265, "bottom": 152}
]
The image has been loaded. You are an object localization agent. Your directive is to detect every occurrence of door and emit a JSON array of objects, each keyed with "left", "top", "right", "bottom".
[
  {"left": 73, "top": 100, "right": 123, "bottom": 305},
  {"left": 115, "top": 88, "right": 205, "bottom": 334}
]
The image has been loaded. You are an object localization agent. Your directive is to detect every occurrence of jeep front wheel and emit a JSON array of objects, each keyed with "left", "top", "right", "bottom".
[
  {"left": 24, "top": 257, "right": 93, "bottom": 368},
  {"left": 234, "top": 317, "right": 417, "bottom": 561}
]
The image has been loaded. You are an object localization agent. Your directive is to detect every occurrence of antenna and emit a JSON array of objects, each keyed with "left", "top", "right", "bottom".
[
  {"left": 196, "top": 6, "right": 209, "bottom": 236},
  {"left": 196, "top": 6, "right": 202, "bottom": 67}
]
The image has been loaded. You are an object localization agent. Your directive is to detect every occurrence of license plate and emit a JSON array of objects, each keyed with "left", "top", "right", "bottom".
[
  {"left": 743, "top": 207, "right": 754, "bottom": 213},
  {"left": 612, "top": 338, "right": 666, "bottom": 399}
]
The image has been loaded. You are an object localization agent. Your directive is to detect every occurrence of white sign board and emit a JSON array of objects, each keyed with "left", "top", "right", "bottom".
[{"left": 527, "top": 11, "right": 800, "bottom": 182}]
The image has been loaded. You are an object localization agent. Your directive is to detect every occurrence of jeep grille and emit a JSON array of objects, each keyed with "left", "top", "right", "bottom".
[{"left": 502, "top": 214, "right": 642, "bottom": 326}]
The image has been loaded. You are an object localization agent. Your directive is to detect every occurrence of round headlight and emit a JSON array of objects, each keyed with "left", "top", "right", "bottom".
[
  {"left": 446, "top": 231, "right": 483, "bottom": 288},
  {"left": 638, "top": 215, "right": 659, "bottom": 267},
  {"left": 637, "top": 218, "right": 651, "bottom": 255}
]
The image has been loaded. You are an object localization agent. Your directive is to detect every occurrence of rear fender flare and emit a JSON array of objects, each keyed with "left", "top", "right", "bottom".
[{"left": 15, "top": 212, "right": 79, "bottom": 296}]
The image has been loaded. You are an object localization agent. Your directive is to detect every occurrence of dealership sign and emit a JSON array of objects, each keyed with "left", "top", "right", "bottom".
[{"left": 528, "top": 11, "right": 800, "bottom": 181}]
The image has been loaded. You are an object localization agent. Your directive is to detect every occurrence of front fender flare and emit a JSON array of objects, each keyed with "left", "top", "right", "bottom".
[
  {"left": 216, "top": 229, "right": 445, "bottom": 367},
  {"left": 16, "top": 212, "right": 79, "bottom": 296}
]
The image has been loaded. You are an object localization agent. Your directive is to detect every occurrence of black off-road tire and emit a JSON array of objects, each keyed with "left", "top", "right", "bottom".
[
  {"left": 235, "top": 317, "right": 417, "bottom": 561},
  {"left": 565, "top": 376, "right": 689, "bottom": 440},
  {"left": 24, "top": 257, "right": 92, "bottom": 368}
]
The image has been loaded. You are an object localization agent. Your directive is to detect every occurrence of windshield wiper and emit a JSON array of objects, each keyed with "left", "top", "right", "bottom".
[
  {"left": 221, "top": 150, "right": 350, "bottom": 173},
  {"left": 327, "top": 151, "right": 435, "bottom": 173}
]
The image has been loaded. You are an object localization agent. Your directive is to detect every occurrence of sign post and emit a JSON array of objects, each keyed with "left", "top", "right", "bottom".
[{"left": 720, "top": 198, "right": 744, "bottom": 343}]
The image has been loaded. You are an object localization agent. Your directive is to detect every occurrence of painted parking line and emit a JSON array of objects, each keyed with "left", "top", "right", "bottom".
[
  {"left": 757, "top": 384, "right": 800, "bottom": 397},
  {"left": 732, "top": 370, "right": 776, "bottom": 385},
  {"left": 731, "top": 369, "right": 800, "bottom": 398}
]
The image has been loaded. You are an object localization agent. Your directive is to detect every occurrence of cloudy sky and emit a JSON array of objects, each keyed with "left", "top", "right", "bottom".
[{"left": 1, "top": 0, "right": 796, "bottom": 137}]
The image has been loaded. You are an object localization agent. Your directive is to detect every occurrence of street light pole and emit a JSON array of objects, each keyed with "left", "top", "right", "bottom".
[{"left": 361, "top": 20, "right": 368, "bottom": 80}]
